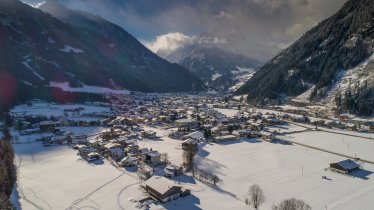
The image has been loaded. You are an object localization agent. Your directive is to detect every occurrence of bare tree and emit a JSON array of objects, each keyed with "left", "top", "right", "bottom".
[
  {"left": 182, "top": 144, "right": 197, "bottom": 171},
  {"left": 272, "top": 198, "right": 311, "bottom": 210},
  {"left": 212, "top": 174, "right": 220, "bottom": 185},
  {"left": 246, "top": 184, "right": 265, "bottom": 209},
  {"left": 199, "top": 169, "right": 207, "bottom": 181},
  {"left": 193, "top": 167, "right": 199, "bottom": 178}
]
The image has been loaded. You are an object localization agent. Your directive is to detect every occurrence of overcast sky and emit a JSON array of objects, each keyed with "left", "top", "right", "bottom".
[{"left": 24, "top": 0, "right": 347, "bottom": 61}]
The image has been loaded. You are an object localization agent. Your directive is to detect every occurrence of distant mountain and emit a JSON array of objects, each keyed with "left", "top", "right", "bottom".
[
  {"left": 0, "top": 0, "right": 204, "bottom": 110},
  {"left": 236, "top": 0, "right": 374, "bottom": 115},
  {"left": 166, "top": 34, "right": 262, "bottom": 91}
]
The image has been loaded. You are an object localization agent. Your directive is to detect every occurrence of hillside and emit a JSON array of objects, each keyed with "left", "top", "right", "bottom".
[
  {"left": 236, "top": 0, "right": 374, "bottom": 115},
  {"left": 167, "top": 43, "right": 261, "bottom": 91},
  {"left": 0, "top": 0, "right": 204, "bottom": 112}
]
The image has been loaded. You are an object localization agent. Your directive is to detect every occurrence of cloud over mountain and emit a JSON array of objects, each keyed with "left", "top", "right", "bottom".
[{"left": 23, "top": 0, "right": 347, "bottom": 61}]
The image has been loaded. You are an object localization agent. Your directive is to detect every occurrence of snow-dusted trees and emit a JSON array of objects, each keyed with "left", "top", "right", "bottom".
[
  {"left": 272, "top": 198, "right": 311, "bottom": 210},
  {"left": 0, "top": 128, "right": 16, "bottom": 209},
  {"left": 245, "top": 184, "right": 265, "bottom": 209},
  {"left": 192, "top": 168, "right": 220, "bottom": 186}
]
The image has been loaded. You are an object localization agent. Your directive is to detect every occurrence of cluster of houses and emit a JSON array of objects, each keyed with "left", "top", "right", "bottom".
[
  {"left": 273, "top": 105, "right": 374, "bottom": 133},
  {"left": 10, "top": 104, "right": 115, "bottom": 140},
  {"left": 72, "top": 127, "right": 164, "bottom": 165},
  {"left": 7, "top": 94, "right": 373, "bottom": 205}
]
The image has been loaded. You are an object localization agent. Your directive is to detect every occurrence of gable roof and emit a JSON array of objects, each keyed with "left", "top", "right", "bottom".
[
  {"left": 144, "top": 176, "right": 181, "bottom": 195},
  {"left": 184, "top": 131, "right": 204, "bottom": 140},
  {"left": 336, "top": 159, "right": 360, "bottom": 170}
]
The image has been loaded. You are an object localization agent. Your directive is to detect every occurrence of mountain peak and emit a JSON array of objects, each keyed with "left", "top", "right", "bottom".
[{"left": 39, "top": 0, "right": 68, "bottom": 16}]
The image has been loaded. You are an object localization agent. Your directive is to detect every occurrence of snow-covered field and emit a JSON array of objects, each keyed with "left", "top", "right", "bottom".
[
  {"left": 214, "top": 108, "right": 239, "bottom": 117},
  {"left": 195, "top": 139, "right": 374, "bottom": 210},
  {"left": 142, "top": 126, "right": 374, "bottom": 210},
  {"left": 13, "top": 124, "right": 374, "bottom": 210},
  {"left": 11, "top": 103, "right": 111, "bottom": 117},
  {"left": 284, "top": 131, "right": 374, "bottom": 162},
  {"left": 50, "top": 82, "right": 130, "bottom": 95},
  {"left": 14, "top": 143, "right": 142, "bottom": 210},
  {"left": 13, "top": 138, "right": 249, "bottom": 210}
]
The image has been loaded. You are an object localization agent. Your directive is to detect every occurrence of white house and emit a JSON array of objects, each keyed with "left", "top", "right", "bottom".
[
  {"left": 182, "top": 131, "right": 204, "bottom": 141},
  {"left": 103, "top": 143, "right": 124, "bottom": 160}
]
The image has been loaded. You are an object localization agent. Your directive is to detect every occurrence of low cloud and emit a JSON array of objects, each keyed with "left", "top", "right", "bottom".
[{"left": 143, "top": 32, "right": 195, "bottom": 57}]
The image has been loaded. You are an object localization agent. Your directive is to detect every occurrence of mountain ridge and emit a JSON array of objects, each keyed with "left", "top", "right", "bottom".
[
  {"left": 0, "top": 0, "right": 205, "bottom": 112},
  {"left": 236, "top": 0, "right": 374, "bottom": 115}
]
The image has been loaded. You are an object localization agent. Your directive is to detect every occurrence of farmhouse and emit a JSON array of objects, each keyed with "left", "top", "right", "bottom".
[
  {"left": 85, "top": 152, "right": 100, "bottom": 162},
  {"left": 141, "top": 130, "right": 157, "bottom": 139},
  {"left": 214, "top": 134, "right": 237, "bottom": 142},
  {"left": 247, "top": 121, "right": 264, "bottom": 131},
  {"left": 63, "top": 108, "right": 81, "bottom": 117},
  {"left": 119, "top": 156, "right": 138, "bottom": 167},
  {"left": 346, "top": 123, "right": 357, "bottom": 131},
  {"left": 164, "top": 165, "right": 184, "bottom": 177},
  {"left": 181, "top": 139, "right": 198, "bottom": 151},
  {"left": 20, "top": 128, "right": 40, "bottom": 135},
  {"left": 261, "top": 131, "right": 276, "bottom": 142},
  {"left": 71, "top": 135, "right": 88, "bottom": 144},
  {"left": 146, "top": 151, "right": 161, "bottom": 165},
  {"left": 103, "top": 143, "right": 124, "bottom": 160},
  {"left": 365, "top": 123, "right": 374, "bottom": 132},
  {"left": 125, "top": 144, "right": 140, "bottom": 155},
  {"left": 175, "top": 118, "right": 199, "bottom": 130},
  {"left": 39, "top": 121, "right": 59, "bottom": 132},
  {"left": 182, "top": 131, "right": 204, "bottom": 141},
  {"left": 168, "top": 130, "right": 184, "bottom": 139},
  {"left": 144, "top": 176, "right": 190, "bottom": 202},
  {"left": 330, "top": 159, "right": 360, "bottom": 174}
]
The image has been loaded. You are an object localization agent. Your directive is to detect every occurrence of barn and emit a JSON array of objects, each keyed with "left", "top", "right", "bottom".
[{"left": 330, "top": 159, "right": 360, "bottom": 174}]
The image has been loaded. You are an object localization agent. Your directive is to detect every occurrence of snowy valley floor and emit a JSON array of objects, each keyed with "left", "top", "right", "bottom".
[{"left": 13, "top": 124, "right": 374, "bottom": 210}]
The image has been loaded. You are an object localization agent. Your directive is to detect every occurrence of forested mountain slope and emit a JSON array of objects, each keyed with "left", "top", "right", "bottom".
[{"left": 236, "top": 0, "right": 374, "bottom": 115}]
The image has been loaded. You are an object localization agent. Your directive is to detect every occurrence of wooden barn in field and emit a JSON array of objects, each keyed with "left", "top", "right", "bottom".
[{"left": 330, "top": 159, "right": 360, "bottom": 174}]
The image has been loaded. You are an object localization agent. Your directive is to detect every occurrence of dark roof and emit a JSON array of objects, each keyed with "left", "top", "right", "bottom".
[{"left": 335, "top": 159, "right": 360, "bottom": 170}]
